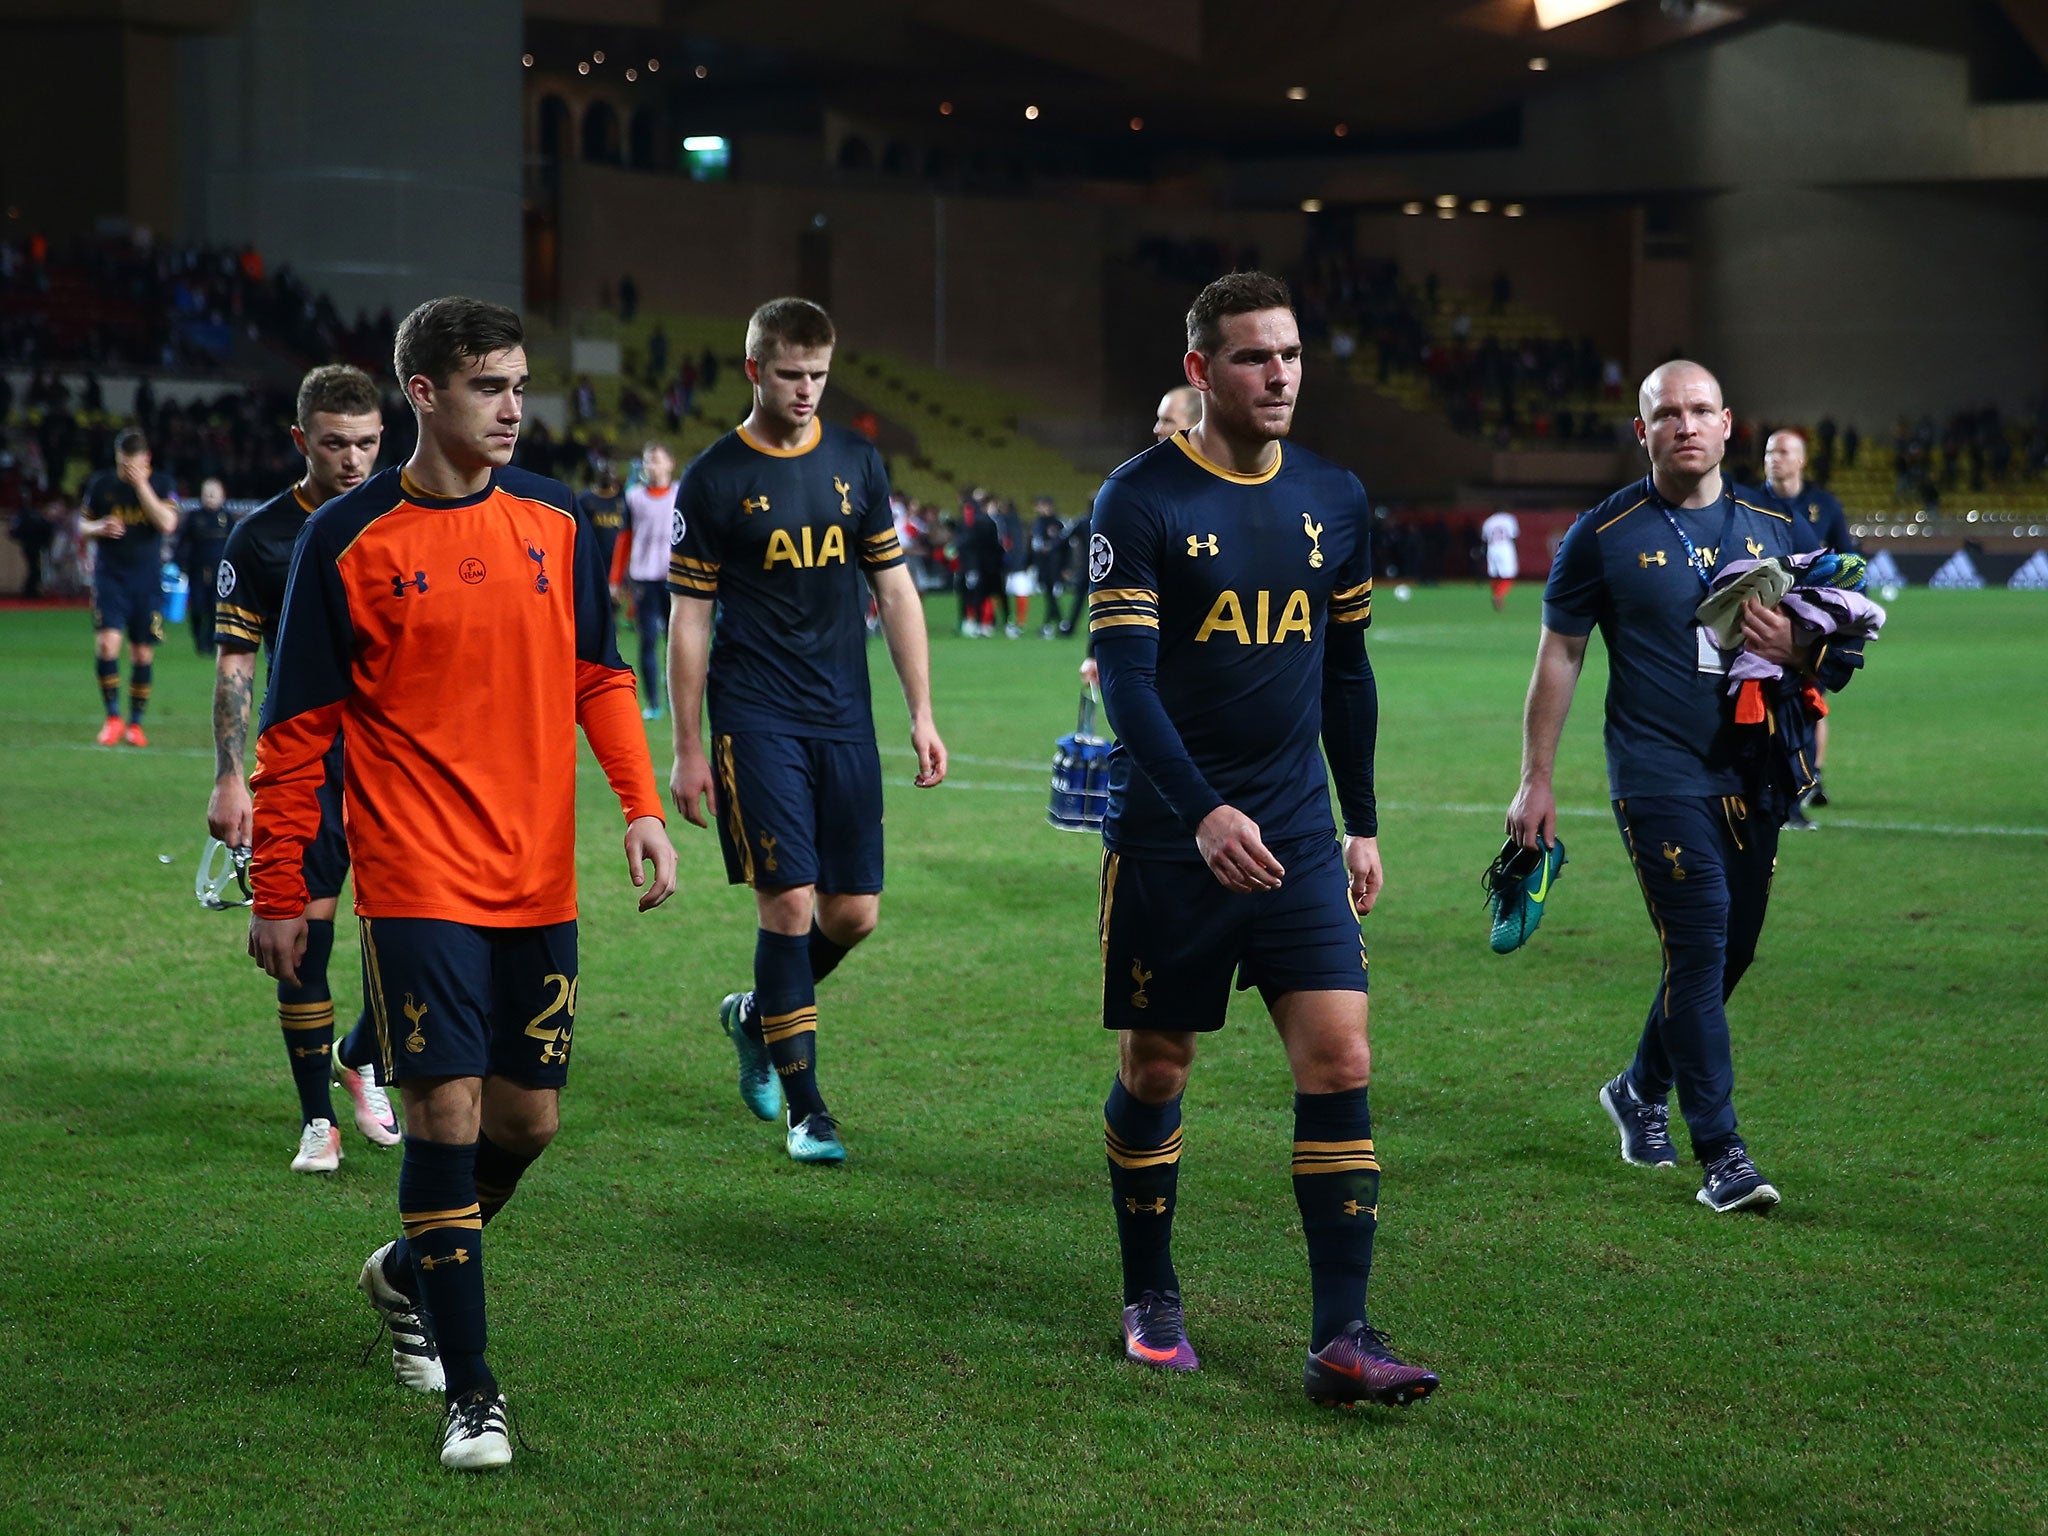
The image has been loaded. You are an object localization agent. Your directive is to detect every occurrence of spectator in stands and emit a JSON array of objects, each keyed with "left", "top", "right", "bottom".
[
  {"left": 648, "top": 323, "right": 668, "bottom": 384},
  {"left": 573, "top": 376, "right": 597, "bottom": 424},
  {"left": 1842, "top": 423, "right": 1860, "bottom": 468},
  {"left": 700, "top": 344, "right": 719, "bottom": 394},
  {"left": 619, "top": 273, "right": 639, "bottom": 323}
]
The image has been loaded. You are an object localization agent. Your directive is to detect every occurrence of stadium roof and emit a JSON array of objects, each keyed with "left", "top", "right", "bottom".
[{"left": 523, "top": 0, "right": 1805, "bottom": 156}]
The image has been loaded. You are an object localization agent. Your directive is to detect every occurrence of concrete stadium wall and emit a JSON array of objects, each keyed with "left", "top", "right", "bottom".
[
  {"left": 175, "top": 0, "right": 523, "bottom": 320},
  {"left": 1228, "top": 18, "right": 2048, "bottom": 423}
]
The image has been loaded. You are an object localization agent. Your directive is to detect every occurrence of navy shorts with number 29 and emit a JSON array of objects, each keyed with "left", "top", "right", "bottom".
[
  {"left": 358, "top": 917, "right": 579, "bottom": 1088},
  {"left": 1099, "top": 835, "right": 1367, "bottom": 1033},
  {"left": 710, "top": 731, "right": 884, "bottom": 893}
]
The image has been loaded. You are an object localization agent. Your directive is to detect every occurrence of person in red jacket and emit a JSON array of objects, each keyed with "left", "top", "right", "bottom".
[{"left": 248, "top": 295, "right": 675, "bottom": 1473}]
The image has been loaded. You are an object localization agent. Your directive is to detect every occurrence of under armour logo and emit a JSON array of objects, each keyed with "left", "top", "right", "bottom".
[
  {"left": 1186, "top": 534, "right": 1218, "bottom": 557},
  {"left": 1662, "top": 843, "right": 1686, "bottom": 881},
  {"left": 1301, "top": 512, "right": 1325, "bottom": 568},
  {"left": 291, "top": 1043, "right": 331, "bottom": 1060},
  {"left": 1124, "top": 1197, "right": 1168, "bottom": 1215},
  {"left": 1129, "top": 959, "right": 1153, "bottom": 1010},
  {"left": 403, "top": 994, "right": 428, "bottom": 1053},
  {"left": 1342, "top": 1199, "right": 1378, "bottom": 1218},
  {"left": 392, "top": 571, "right": 429, "bottom": 596},
  {"left": 527, "top": 541, "right": 550, "bottom": 593},
  {"left": 833, "top": 476, "right": 853, "bottom": 515},
  {"left": 742, "top": 495, "right": 771, "bottom": 516},
  {"left": 419, "top": 1248, "right": 471, "bottom": 1271},
  {"left": 1746, "top": 537, "right": 1765, "bottom": 558},
  {"left": 1639, "top": 550, "right": 1666, "bottom": 568}
]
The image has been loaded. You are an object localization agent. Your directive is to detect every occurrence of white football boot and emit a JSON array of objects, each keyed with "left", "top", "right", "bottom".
[
  {"left": 357, "top": 1241, "right": 445, "bottom": 1394},
  {"left": 290, "top": 1118, "right": 342, "bottom": 1174}
]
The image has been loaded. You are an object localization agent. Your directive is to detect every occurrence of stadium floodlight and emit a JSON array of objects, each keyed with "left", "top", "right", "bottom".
[
  {"left": 683, "top": 136, "right": 730, "bottom": 181},
  {"left": 1534, "top": 0, "right": 1627, "bottom": 25}
]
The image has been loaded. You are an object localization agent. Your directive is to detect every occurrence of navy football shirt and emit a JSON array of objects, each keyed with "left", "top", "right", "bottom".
[
  {"left": 1089, "top": 432, "right": 1373, "bottom": 861},
  {"left": 1752, "top": 480, "right": 1855, "bottom": 555},
  {"left": 1543, "top": 476, "right": 1798, "bottom": 799},
  {"left": 214, "top": 483, "right": 317, "bottom": 656},
  {"left": 81, "top": 468, "right": 178, "bottom": 574},
  {"left": 669, "top": 420, "right": 905, "bottom": 742}
]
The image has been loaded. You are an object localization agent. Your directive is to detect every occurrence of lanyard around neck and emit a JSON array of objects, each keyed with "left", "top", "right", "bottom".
[{"left": 1649, "top": 486, "right": 1737, "bottom": 592}]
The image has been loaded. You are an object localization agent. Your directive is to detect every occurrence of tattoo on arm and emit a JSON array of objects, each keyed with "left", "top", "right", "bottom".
[{"left": 214, "top": 664, "right": 253, "bottom": 779}]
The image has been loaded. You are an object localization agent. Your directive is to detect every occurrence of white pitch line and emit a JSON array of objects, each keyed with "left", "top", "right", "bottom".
[{"left": 39, "top": 744, "right": 2045, "bottom": 836}]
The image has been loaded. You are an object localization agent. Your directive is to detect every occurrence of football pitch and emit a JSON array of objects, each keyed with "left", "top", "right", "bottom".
[{"left": 2, "top": 587, "right": 2044, "bottom": 1534}]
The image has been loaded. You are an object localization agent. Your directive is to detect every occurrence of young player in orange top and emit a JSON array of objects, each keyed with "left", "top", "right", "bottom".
[{"left": 248, "top": 297, "right": 676, "bottom": 1473}]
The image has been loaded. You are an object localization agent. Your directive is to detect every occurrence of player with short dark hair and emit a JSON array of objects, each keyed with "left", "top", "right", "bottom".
[
  {"left": 1088, "top": 270, "right": 1437, "bottom": 1407},
  {"left": 1507, "top": 361, "right": 1828, "bottom": 1215},
  {"left": 668, "top": 296, "right": 947, "bottom": 1165},
  {"left": 81, "top": 427, "right": 180, "bottom": 746},
  {"left": 249, "top": 296, "right": 675, "bottom": 1471},
  {"left": 209, "top": 363, "right": 396, "bottom": 1174}
]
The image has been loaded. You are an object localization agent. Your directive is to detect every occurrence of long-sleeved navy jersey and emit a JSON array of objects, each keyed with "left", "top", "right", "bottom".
[{"left": 1089, "top": 431, "right": 1377, "bottom": 862}]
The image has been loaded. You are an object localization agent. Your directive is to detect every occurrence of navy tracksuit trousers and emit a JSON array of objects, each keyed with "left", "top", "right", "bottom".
[{"left": 1613, "top": 795, "right": 1779, "bottom": 1159}]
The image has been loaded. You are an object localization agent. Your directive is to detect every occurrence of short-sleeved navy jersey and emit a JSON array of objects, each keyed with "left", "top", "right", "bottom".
[
  {"left": 1089, "top": 432, "right": 1373, "bottom": 861},
  {"left": 81, "top": 468, "right": 177, "bottom": 573},
  {"left": 577, "top": 489, "right": 627, "bottom": 571},
  {"left": 1754, "top": 480, "right": 1855, "bottom": 555},
  {"left": 214, "top": 483, "right": 317, "bottom": 655},
  {"left": 1542, "top": 476, "right": 1797, "bottom": 799},
  {"left": 668, "top": 419, "right": 905, "bottom": 742}
]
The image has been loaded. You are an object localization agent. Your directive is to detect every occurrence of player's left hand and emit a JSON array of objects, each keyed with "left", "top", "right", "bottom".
[
  {"left": 910, "top": 714, "right": 947, "bottom": 788},
  {"left": 249, "top": 913, "right": 308, "bottom": 987},
  {"left": 624, "top": 814, "right": 677, "bottom": 911},
  {"left": 1344, "top": 834, "right": 1383, "bottom": 915},
  {"left": 1739, "top": 597, "right": 1809, "bottom": 670}
]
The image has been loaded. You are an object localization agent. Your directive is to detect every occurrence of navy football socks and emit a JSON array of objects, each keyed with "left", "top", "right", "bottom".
[
  {"left": 398, "top": 1136, "right": 493, "bottom": 1403},
  {"left": 127, "top": 660, "right": 152, "bottom": 724},
  {"left": 95, "top": 657, "right": 120, "bottom": 715},
  {"left": 277, "top": 918, "right": 338, "bottom": 1125},
  {"left": 808, "top": 919, "right": 850, "bottom": 982},
  {"left": 1105, "top": 1077, "right": 1183, "bottom": 1304},
  {"left": 473, "top": 1131, "right": 541, "bottom": 1226},
  {"left": 1292, "top": 1087, "right": 1379, "bottom": 1351},
  {"left": 755, "top": 928, "right": 825, "bottom": 1120}
]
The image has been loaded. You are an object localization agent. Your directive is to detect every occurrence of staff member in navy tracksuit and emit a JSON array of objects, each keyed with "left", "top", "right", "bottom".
[{"left": 1505, "top": 360, "right": 1854, "bottom": 1217}]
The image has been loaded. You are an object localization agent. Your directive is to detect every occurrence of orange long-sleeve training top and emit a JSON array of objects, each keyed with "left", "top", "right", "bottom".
[{"left": 251, "top": 465, "right": 661, "bottom": 925}]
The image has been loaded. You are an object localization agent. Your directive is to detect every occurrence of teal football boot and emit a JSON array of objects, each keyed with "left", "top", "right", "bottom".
[
  {"left": 786, "top": 1111, "right": 847, "bottom": 1164},
  {"left": 1484, "top": 836, "right": 1567, "bottom": 954},
  {"left": 719, "top": 991, "right": 784, "bottom": 1121}
]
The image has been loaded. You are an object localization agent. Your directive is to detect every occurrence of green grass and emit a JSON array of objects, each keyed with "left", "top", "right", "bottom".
[{"left": 2, "top": 587, "right": 2045, "bottom": 1534}]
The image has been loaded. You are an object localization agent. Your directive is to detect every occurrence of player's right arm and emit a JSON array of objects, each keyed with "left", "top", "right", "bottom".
[
  {"left": 248, "top": 523, "right": 354, "bottom": 985},
  {"left": 207, "top": 533, "right": 267, "bottom": 846},
  {"left": 666, "top": 467, "right": 720, "bottom": 827},
  {"left": 1507, "top": 514, "right": 1601, "bottom": 851},
  {"left": 1090, "top": 480, "right": 1282, "bottom": 893},
  {"left": 207, "top": 648, "right": 257, "bottom": 846}
]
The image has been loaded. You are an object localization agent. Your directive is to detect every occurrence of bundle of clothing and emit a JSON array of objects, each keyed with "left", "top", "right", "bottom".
[{"left": 1695, "top": 550, "right": 1886, "bottom": 825}]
